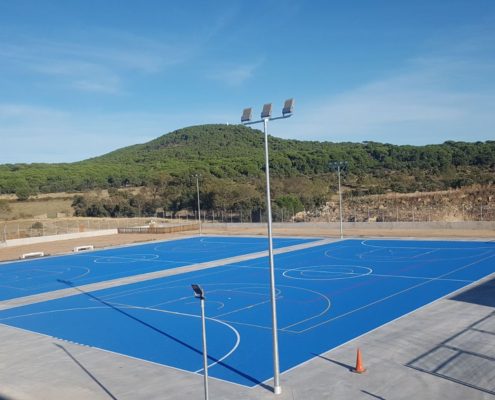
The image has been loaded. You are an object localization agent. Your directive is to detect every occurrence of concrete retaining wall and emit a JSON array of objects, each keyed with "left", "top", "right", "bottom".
[{"left": 0, "top": 229, "right": 118, "bottom": 248}]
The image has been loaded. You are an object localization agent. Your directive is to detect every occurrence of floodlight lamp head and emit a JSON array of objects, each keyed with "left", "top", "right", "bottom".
[
  {"left": 191, "top": 284, "right": 205, "bottom": 299},
  {"left": 282, "top": 98, "right": 294, "bottom": 116},
  {"left": 241, "top": 108, "right": 252, "bottom": 123},
  {"left": 261, "top": 103, "right": 272, "bottom": 119}
]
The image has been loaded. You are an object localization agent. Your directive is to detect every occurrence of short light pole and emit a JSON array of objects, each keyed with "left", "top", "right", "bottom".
[
  {"left": 191, "top": 284, "right": 209, "bottom": 400},
  {"left": 330, "top": 161, "right": 347, "bottom": 239},
  {"left": 193, "top": 174, "right": 202, "bottom": 235},
  {"left": 241, "top": 99, "right": 294, "bottom": 395}
]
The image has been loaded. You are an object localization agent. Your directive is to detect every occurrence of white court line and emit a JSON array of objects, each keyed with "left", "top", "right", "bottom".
[
  {"left": 284, "top": 252, "right": 495, "bottom": 334},
  {"left": 0, "top": 306, "right": 107, "bottom": 322},
  {"left": 327, "top": 246, "right": 495, "bottom": 263},
  {"left": 0, "top": 239, "right": 378, "bottom": 311},
  {"left": 94, "top": 266, "right": 245, "bottom": 303},
  {"left": 411, "top": 249, "right": 438, "bottom": 259},
  {"left": 213, "top": 299, "right": 272, "bottom": 318},
  {"left": 280, "top": 287, "right": 331, "bottom": 331},
  {"left": 273, "top": 269, "right": 495, "bottom": 387},
  {"left": 0, "top": 313, "right": 254, "bottom": 390},
  {"left": 186, "top": 300, "right": 225, "bottom": 310},
  {"left": 214, "top": 318, "right": 272, "bottom": 331},
  {"left": 215, "top": 284, "right": 333, "bottom": 332},
  {"left": 1, "top": 300, "right": 241, "bottom": 375},
  {"left": 369, "top": 273, "right": 474, "bottom": 283},
  {"left": 283, "top": 265, "right": 372, "bottom": 281},
  {"left": 93, "top": 254, "right": 160, "bottom": 264},
  {"left": 148, "top": 296, "right": 190, "bottom": 308},
  {"left": 92, "top": 268, "right": 236, "bottom": 303},
  {"left": 129, "top": 281, "right": 331, "bottom": 335},
  {"left": 360, "top": 240, "right": 495, "bottom": 250},
  {"left": 211, "top": 288, "right": 268, "bottom": 297},
  {"left": 204, "top": 283, "right": 333, "bottom": 333},
  {"left": 104, "top": 301, "right": 241, "bottom": 372},
  {"left": 0, "top": 266, "right": 91, "bottom": 291}
]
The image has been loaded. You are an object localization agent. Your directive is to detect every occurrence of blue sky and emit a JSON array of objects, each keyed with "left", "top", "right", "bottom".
[{"left": 0, "top": 0, "right": 494, "bottom": 163}]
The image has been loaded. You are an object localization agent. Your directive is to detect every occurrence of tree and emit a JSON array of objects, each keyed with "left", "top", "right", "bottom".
[
  {"left": 15, "top": 185, "right": 33, "bottom": 201},
  {"left": 0, "top": 199, "right": 11, "bottom": 217}
]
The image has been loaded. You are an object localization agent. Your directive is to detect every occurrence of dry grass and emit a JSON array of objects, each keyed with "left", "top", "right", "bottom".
[{"left": 4, "top": 198, "right": 73, "bottom": 219}]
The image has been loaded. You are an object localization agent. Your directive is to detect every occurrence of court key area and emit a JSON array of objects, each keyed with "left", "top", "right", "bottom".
[{"left": 0, "top": 236, "right": 494, "bottom": 389}]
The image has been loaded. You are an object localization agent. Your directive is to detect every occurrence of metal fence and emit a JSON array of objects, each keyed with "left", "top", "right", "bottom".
[
  {"left": 0, "top": 217, "right": 172, "bottom": 242},
  {"left": 178, "top": 204, "right": 495, "bottom": 224},
  {"left": 322, "top": 204, "right": 495, "bottom": 223},
  {"left": 1, "top": 203, "right": 493, "bottom": 242},
  {"left": 118, "top": 224, "right": 198, "bottom": 234}
]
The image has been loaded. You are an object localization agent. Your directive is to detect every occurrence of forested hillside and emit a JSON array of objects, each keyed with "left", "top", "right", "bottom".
[{"left": 0, "top": 124, "right": 493, "bottom": 203}]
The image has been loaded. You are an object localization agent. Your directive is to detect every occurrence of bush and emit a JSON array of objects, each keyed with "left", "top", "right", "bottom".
[{"left": 31, "top": 221, "right": 44, "bottom": 230}]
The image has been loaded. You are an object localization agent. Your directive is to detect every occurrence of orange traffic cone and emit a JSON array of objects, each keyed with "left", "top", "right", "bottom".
[{"left": 353, "top": 348, "right": 366, "bottom": 373}]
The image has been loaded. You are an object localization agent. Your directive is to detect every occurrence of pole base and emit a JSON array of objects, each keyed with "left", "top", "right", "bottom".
[{"left": 274, "top": 385, "right": 282, "bottom": 395}]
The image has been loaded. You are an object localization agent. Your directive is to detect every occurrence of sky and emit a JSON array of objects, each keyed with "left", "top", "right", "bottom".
[{"left": 0, "top": 0, "right": 494, "bottom": 163}]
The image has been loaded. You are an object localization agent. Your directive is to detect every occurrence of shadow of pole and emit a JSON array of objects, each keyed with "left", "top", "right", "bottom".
[
  {"left": 361, "top": 389, "right": 386, "bottom": 399},
  {"left": 56, "top": 279, "right": 273, "bottom": 392},
  {"left": 311, "top": 353, "right": 353, "bottom": 371},
  {"left": 54, "top": 343, "right": 118, "bottom": 400}
]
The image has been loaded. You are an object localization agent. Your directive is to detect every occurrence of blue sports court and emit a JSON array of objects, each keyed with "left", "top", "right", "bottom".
[{"left": 0, "top": 236, "right": 494, "bottom": 388}]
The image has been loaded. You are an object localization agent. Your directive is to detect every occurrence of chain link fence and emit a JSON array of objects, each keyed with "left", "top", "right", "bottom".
[
  {"left": 314, "top": 203, "right": 495, "bottom": 223},
  {"left": 1, "top": 202, "right": 493, "bottom": 243},
  {"left": 188, "top": 203, "right": 495, "bottom": 224},
  {"left": 0, "top": 217, "right": 174, "bottom": 242}
]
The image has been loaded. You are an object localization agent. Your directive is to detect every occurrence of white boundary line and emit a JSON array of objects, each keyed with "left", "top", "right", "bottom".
[
  {"left": 267, "top": 261, "right": 495, "bottom": 386},
  {"left": 0, "top": 303, "right": 245, "bottom": 386},
  {"left": 361, "top": 239, "right": 495, "bottom": 250},
  {"left": 283, "top": 252, "right": 495, "bottom": 334},
  {"left": 0, "top": 320, "right": 256, "bottom": 389}
]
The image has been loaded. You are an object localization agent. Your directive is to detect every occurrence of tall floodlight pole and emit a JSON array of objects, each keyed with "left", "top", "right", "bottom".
[
  {"left": 330, "top": 161, "right": 347, "bottom": 239},
  {"left": 241, "top": 99, "right": 294, "bottom": 395},
  {"left": 191, "top": 284, "right": 209, "bottom": 400},
  {"left": 194, "top": 174, "right": 202, "bottom": 235}
]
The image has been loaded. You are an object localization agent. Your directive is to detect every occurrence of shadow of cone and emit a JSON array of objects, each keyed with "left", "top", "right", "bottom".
[{"left": 353, "top": 348, "right": 366, "bottom": 373}]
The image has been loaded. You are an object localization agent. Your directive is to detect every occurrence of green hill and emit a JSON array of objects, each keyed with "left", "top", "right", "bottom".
[{"left": 0, "top": 124, "right": 494, "bottom": 199}]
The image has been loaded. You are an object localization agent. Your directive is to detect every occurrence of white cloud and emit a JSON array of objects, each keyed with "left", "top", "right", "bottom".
[
  {"left": 208, "top": 60, "right": 263, "bottom": 86},
  {"left": 71, "top": 78, "right": 122, "bottom": 94},
  {"left": 279, "top": 53, "right": 495, "bottom": 145},
  {"left": 0, "top": 33, "right": 194, "bottom": 95}
]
